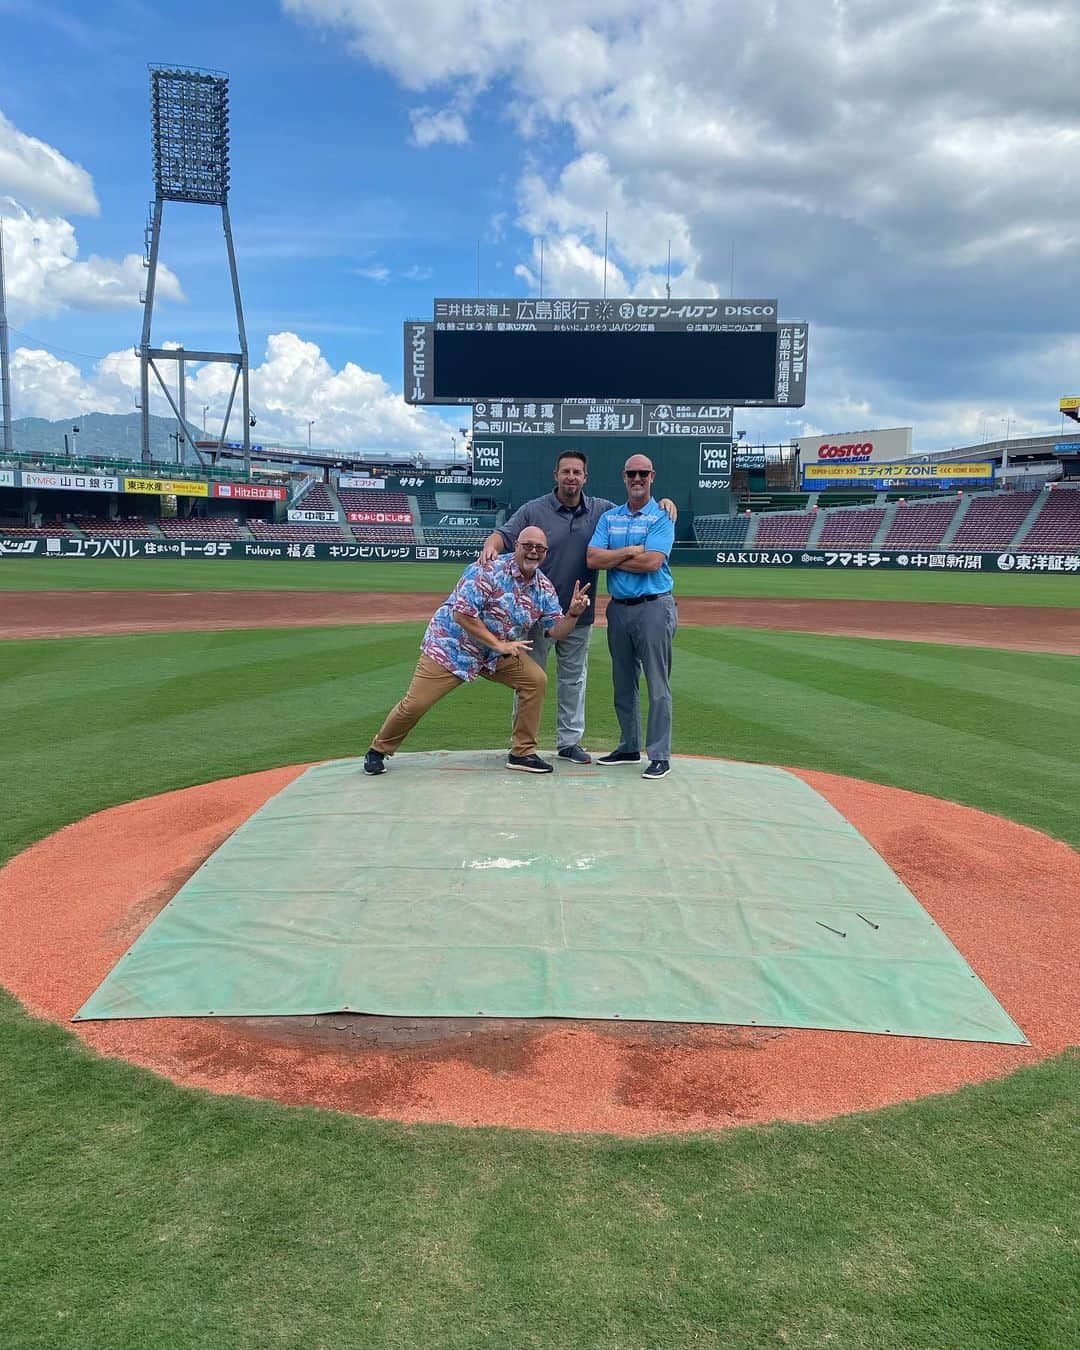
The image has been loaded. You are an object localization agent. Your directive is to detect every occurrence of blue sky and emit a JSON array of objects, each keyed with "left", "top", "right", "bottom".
[{"left": 2, "top": 0, "right": 1077, "bottom": 454}]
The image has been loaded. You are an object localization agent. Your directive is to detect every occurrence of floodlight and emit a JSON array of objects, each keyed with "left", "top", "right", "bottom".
[{"left": 150, "top": 66, "right": 230, "bottom": 204}]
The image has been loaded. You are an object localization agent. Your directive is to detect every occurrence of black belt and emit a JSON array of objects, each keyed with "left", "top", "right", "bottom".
[{"left": 608, "top": 592, "right": 672, "bottom": 607}]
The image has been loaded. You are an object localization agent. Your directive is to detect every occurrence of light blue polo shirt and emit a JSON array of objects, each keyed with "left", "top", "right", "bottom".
[{"left": 589, "top": 498, "right": 675, "bottom": 600}]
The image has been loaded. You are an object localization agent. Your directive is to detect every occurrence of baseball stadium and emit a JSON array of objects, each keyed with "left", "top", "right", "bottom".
[{"left": 2, "top": 67, "right": 1079, "bottom": 1350}]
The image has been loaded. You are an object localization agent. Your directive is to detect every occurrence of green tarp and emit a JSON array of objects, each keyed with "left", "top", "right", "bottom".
[{"left": 76, "top": 754, "right": 1026, "bottom": 1043}]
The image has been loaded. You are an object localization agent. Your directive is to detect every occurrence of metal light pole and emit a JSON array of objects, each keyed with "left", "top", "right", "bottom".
[
  {"left": 307, "top": 419, "right": 315, "bottom": 452},
  {"left": 203, "top": 404, "right": 210, "bottom": 435},
  {"left": 1001, "top": 417, "right": 1012, "bottom": 475},
  {"left": 0, "top": 218, "right": 13, "bottom": 455}
]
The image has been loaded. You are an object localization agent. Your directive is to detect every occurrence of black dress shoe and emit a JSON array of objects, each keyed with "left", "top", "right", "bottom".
[
  {"left": 506, "top": 753, "right": 555, "bottom": 774},
  {"left": 363, "top": 748, "right": 386, "bottom": 775},
  {"left": 596, "top": 750, "right": 642, "bottom": 765},
  {"left": 557, "top": 745, "right": 592, "bottom": 765}
]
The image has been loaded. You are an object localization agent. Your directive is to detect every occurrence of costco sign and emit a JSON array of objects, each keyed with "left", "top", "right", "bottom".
[{"left": 798, "top": 426, "right": 912, "bottom": 465}]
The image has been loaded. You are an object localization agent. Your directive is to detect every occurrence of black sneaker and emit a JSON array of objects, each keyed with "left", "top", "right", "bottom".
[
  {"left": 507, "top": 753, "right": 555, "bottom": 774},
  {"left": 363, "top": 748, "right": 386, "bottom": 775},
  {"left": 642, "top": 759, "right": 671, "bottom": 779},
  {"left": 557, "top": 745, "right": 592, "bottom": 765},
  {"left": 596, "top": 750, "right": 641, "bottom": 765}
]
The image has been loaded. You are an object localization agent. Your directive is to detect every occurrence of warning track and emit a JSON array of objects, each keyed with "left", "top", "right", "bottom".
[{"left": 3, "top": 590, "right": 1080, "bottom": 653}]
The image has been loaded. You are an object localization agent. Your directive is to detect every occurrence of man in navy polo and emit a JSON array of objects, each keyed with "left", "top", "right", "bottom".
[
  {"left": 586, "top": 454, "right": 677, "bottom": 780},
  {"left": 481, "top": 450, "right": 675, "bottom": 765}
]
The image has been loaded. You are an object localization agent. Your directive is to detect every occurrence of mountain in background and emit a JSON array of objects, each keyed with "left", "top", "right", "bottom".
[{"left": 10, "top": 413, "right": 193, "bottom": 462}]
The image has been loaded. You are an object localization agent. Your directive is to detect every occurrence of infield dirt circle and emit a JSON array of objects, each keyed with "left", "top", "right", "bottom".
[{"left": 1, "top": 590, "right": 1077, "bottom": 1135}]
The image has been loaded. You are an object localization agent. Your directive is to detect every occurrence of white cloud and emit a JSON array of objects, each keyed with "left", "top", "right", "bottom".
[
  {"left": 10, "top": 348, "right": 116, "bottom": 420},
  {"left": 287, "top": 0, "right": 1080, "bottom": 448},
  {"left": 355, "top": 263, "right": 391, "bottom": 282},
  {"left": 1, "top": 203, "right": 184, "bottom": 323},
  {"left": 409, "top": 105, "right": 468, "bottom": 148},
  {"left": 12, "top": 332, "right": 456, "bottom": 456},
  {"left": 0, "top": 109, "right": 98, "bottom": 217}
]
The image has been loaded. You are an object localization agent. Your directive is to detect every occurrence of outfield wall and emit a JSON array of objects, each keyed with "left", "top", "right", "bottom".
[{"left": 2, "top": 536, "right": 1078, "bottom": 574}]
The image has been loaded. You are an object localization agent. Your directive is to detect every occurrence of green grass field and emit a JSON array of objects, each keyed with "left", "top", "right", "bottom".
[
  {"left": 1, "top": 566, "right": 1078, "bottom": 1348},
  {"left": 2, "top": 555, "right": 1080, "bottom": 605}
]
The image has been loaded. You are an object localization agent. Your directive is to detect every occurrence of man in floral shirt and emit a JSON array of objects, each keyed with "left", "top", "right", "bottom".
[{"left": 364, "top": 526, "right": 591, "bottom": 775}]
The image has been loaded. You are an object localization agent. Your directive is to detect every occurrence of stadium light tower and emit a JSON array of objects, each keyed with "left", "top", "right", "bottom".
[{"left": 139, "top": 65, "right": 250, "bottom": 469}]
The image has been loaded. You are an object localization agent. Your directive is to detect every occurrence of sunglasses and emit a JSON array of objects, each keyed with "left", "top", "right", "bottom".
[
  {"left": 521, "top": 544, "right": 548, "bottom": 555},
  {"left": 624, "top": 469, "right": 652, "bottom": 479}
]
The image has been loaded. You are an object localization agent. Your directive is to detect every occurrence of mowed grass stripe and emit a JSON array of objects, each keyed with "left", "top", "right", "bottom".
[
  {"left": 3, "top": 554, "right": 1080, "bottom": 605},
  {"left": 679, "top": 629, "right": 1080, "bottom": 752},
  {"left": 3, "top": 625, "right": 1079, "bottom": 857},
  {"left": 674, "top": 635, "right": 1080, "bottom": 843}
]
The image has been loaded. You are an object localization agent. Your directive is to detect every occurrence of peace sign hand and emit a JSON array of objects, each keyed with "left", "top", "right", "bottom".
[{"left": 568, "top": 580, "right": 591, "bottom": 617}]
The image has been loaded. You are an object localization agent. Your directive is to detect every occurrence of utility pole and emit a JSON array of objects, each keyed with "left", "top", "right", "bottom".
[{"left": 0, "top": 219, "right": 13, "bottom": 455}]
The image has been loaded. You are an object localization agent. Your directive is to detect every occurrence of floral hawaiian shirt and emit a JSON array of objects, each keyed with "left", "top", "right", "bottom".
[{"left": 421, "top": 554, "right": 563, "bottom": 681}]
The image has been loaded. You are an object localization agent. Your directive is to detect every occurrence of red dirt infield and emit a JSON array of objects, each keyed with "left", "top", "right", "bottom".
[
  {"left": 3, "top": 589, "right": 1080, "bottom": 653},
  {"left": 1, "top": 762, "right": 1077, "bottom": 1136}
]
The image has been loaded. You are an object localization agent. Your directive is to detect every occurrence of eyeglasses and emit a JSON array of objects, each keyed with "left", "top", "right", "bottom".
[
  {"left": 521, "top": 544, "right": 548, "bottom": 555},
  {"left": 624, "top": 469, "right": 652, "bottom": 479}
]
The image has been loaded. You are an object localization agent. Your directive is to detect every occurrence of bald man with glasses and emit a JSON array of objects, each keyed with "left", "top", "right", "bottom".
[
  {"left": 364, "top": 526, "right": 591, "bottom": 776},
  {"left": 586, "top": 455, "right": 677, "bottom": 780}
]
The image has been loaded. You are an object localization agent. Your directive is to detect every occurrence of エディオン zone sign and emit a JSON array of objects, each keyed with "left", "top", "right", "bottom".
[{"left": 802, "top": 463, "right": 993, "bottom": 491}]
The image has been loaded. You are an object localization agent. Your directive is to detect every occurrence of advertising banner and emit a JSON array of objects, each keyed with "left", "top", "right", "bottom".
[
  {"left": 0, "top": 469, "right": 16, "bottom": 487},
  {"left": 124, "top": 476, "right": 209, "bottom": 497},
  {"left": 802, "top": 462, "right": 992, "bottom": 490},
  {"left": 212, "top": 482, "right": 287, "bottom": 501},
  {"left": 471, "top": 400, "right": 733, "bottom": 438},
  {"left": 434, "top": 297, "right": 779, "bottom": 328},
  {"left": 797, "top": 427, "right": 913, "bottom": 465},
  {"left": 20, "top": 471, "right": 119, "bottom": 493},
  {"left": 0, "top": 537, "right": 476, "bottom": 563},
  {"left": 288, "top": 509, "right": 338, "bottom": 522},
  {"left": 2, "top": 535, "right": 1077, "bottom": 573},
  {"left": 346, "top": 509, "right": 413, "bottom": 524},
  {"left": 338, "top": 475, "right": 386, "bottom": 489}
]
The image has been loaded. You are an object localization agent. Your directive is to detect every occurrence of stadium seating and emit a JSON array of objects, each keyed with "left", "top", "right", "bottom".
[
  {"left": 249, "top": 521, "right": 347, "bottom": 542},
  {"left": 754, "top": 511, "right": 815, "bottom": 546},
  {"left": 818, "top": 508, "right": 887, "bottom": 547},
  {"left": 949, "top": 491, "right": 1038, "bottom": 549},
  {"left": 420, "top": 528, "right": 485, "bottom": 547},
  {"left": 73, "top": 515, "right": 153, "bottom": 536},
  {"left": 0, "top": 524, "right": 75, "bottom": 536},
  {"left": 351, "top": 525, "right": 420, "bottom": 543},
  {"left": 1017, "top": 487, "right": 1080, "bottom": 552},
  {"left": 159, "top": 517, "right": 245, "bottom": 539},
  {"left": 692, "top": 514, "right": 751, "bottom": 546},
  {"left": 337, "top": 489, "right": 412, "bottom": 512},
  {"left": 294, "top": 481, "right": 335, "bottom": 511},
  {"left": 882, "top": 498, "right": 960, "bottom": 549}
]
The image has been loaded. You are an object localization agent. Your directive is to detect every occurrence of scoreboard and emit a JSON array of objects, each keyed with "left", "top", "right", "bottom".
[{"left": 405, "top": 297, "right": 807, "bottom": 408}]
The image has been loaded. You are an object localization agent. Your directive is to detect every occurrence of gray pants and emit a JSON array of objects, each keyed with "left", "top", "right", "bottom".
[
  {"left": 605, "top": 594, "right": 677, "bottom": 760},
  {"left": 514, "top": 622, "right": 593, "bottom": 750}
]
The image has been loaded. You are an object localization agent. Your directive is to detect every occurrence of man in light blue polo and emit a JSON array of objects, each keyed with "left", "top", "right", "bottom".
[{"left": 586, "top": 453, "right": 677, "bottom": 780}]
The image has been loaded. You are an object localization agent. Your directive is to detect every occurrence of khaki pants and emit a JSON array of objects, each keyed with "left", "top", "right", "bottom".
[{"left": 372, "top": 652, "right": 547, "bottom": 757}]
